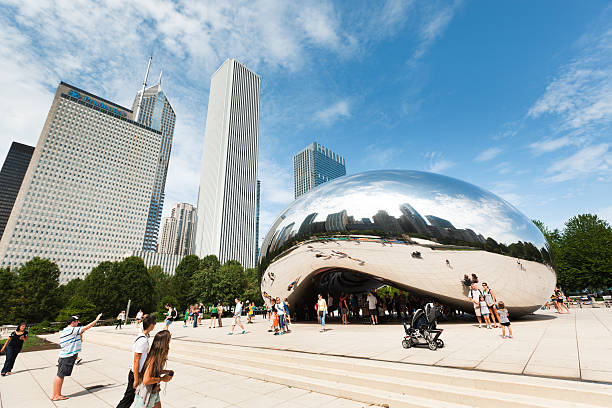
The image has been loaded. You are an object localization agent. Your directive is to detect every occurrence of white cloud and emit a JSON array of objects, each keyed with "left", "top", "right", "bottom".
[
  {"left": 546, "top": 143, "right": 612, "bottom": 182},
  {"left": 474, "top": 147, "right": 502, "bottom": 162},
  {"left": 528, "top": 136, "right": 577, "bottom": 154},
  {"left": 598, "top": 205, "right": 612, "bottom": 226},
  {"left": 424, "top": 151, "right": 454, "bottom": 173},
  {"left": 410, "top": 1, "right": 462, "bottom": 63},
  {"left": 363, "top": 144, "right": 402, "bottom": 168},
  {"left": 314, "top": 100, "right": 351, "bottom": 125}
]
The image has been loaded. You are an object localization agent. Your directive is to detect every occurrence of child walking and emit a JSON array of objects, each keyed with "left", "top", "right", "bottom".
[
  {"left": 497, "top": 301, "right": 513, "bottom": 338},
  {"left": 479, "top": 295, "right": 492, "bottom": 329},
  {"left": 272, "top": 309, "right": 280, "bottom": 335}
]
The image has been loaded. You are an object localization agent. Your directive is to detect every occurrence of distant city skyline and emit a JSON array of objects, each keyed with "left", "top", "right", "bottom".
[
  {"left": 1, "top": 2, "right": 611, "bottom": 243},
  {"left": 294, "top": 142, "right": 346, "bottom": 198},
  {"left": 195, "top": 59, "right": 260, "bottom": 269},
  {"left": 158, "top": 202, "right": 196, "bottom": 256}
]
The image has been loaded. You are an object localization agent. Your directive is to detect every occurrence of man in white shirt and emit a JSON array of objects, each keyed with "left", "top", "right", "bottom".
[
  {"left": 367, "top": 292, "right": 378, "bottom": 325},
  {"left": 467, "top": 283, "right": 483, "bottom": 328},
  {"left": 51, "top": 313, "right": 102, "bottom": 401},
  {"left": 228, "top": 298, "right": 246, "bottom": 335},
  {"left": 116, "top": 314, "right": 157, "bottom": 408}
]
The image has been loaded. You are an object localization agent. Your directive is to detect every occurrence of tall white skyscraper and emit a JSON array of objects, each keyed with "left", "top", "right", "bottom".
[
  {"left": 0, "top": 83, "right": 162, "bottom": 282},
  {"left": 158, "top": 203, "right": 196, "bottom": 255},
  {"left": 132, "top": 68, "right": 176, "bottom": 252},
  {"left": 195, "top": 59, "right": 259, "bottom": 268}
]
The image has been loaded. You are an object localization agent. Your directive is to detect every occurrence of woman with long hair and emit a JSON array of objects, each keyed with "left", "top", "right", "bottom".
[
  {"left": 1, "top": 322, "right": 28, "bottom": 376},
  {"left": 131, "top": 330, "right": 173, "bottom": 408}
]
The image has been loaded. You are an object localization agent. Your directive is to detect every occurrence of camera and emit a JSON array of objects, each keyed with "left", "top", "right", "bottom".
[{"left": 168, "top": 370, "right": 174, "bottom": 377}]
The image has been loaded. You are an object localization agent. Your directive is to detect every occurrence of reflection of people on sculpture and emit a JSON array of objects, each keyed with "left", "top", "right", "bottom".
[
  {"left": 471, "top": 273, "right": 479, "bottom": 283},
  {"left": 462, "top": 274, "right": 472, "bottom": 288},
  {"left": 411, "top": 251, "right": 422, "bottom": 258}
]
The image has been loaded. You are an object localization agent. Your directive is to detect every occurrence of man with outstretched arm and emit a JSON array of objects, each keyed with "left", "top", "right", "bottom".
[
  {"left": 51, "top": 313, "right": 102, "bottom": 401},
  {"left": 116, "top": 314, "right": 157, "bottom": 408}
]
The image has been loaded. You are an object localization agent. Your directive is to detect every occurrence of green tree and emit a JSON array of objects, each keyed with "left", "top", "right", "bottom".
[
  {"left": 171, "top": 255, "right": 200, "bottom": 309},
  {"left": 117, "top": 257, "right": 155, "bottom": 313},
  {"left": 57, "top": 294, "right": 97, "bottom": 323},
  {"left": 200, "top": 254, "right": 220, "bottom": 271},
  {"left": 243, "top": 267, "right": 262, "bottom": 305},
  {"left": 57, "top": 278, "right": 84, "bottom": 301},
  {"left": 149, "top": 265, "right": 171, "bottom": 311},
  {"left": 216, "top": 260, "right": 248, "bottom": 304},
  {"left": 14, "top": 258, "right": 61, "bottom": 323},
  {"left": 556, "top": 214, "right": 612, "bottom": 292},
  {"left": 0, "top": 267, "right": 18, "bottom": 324},
  {"left": 81, "top": 261, "right": 114, "bottom": 313}
]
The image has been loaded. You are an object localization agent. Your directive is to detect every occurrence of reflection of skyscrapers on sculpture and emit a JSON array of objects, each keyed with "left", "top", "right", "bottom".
[
  {"left": 0, "top": 83, "right": 162, "bottom": 282},
  {"left": 259, "top": 170, "right": 556, "bottom": 316},
  {"left": 158, "top": 203, "right": 197, "bottom": 255},
  {"left": 132, "top": 67, "right": 176, "bottom": 252},
  {"left": 294, "top": 142, "right": 346, "bottom": 198},
  {"left": 195, "top": 59, "right": 259, "bottom": 268}
]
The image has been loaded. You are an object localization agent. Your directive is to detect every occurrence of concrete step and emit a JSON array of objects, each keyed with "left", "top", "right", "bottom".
[
  {"left": 176, "top": 343, "right": 607, "bottom": 408},
  {"left": 86, "top": 333, "right": 612, "bottom": 408},
  {"left": 167, "top": 338, "right": 612, "bottom": 406}
]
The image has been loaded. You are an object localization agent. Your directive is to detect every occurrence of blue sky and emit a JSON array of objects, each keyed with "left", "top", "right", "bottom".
[{"left": 1, "top": 0, "right": 611, "bottom": 242}]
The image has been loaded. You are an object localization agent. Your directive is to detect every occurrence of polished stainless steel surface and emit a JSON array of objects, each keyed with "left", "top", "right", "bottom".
[{"left": 260, "top": 170, "right": 556, "bottom": 316}]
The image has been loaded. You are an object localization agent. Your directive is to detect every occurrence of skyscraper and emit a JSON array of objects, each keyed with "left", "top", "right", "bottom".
[
  {"left": 255, "top": 180, "right": 260, "bottom": 266},
  {"left": 293, "top": 142, "right": 346, "bottom": 198},
  {"left": 132, "top": 68, "right": 176, "bottom": 252},
  {"left": 195, "top": 59, "right": 259, "bottom": 268},
  {"left": 0, "top": 82, "right": 162, "bottom": 282},
  {"left": 0, "top": 142, "right": 35, "bottom": 241},
  {"left": 158, "top": 203, "right": 196, "bottom": 255}
]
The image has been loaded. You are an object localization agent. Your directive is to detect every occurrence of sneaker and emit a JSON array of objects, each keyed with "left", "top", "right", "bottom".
[
  {"left": 478, "top": 324, "right": 482, "bottom": 328},
  {"left": 241, "top": 330, "right": 246, "bottom": 334},
  {"left": 509, "top": 335, "right": 513, "bottom": 338},
  {"left": 1, "top": 373, "right": 5, "bottom": 377},
  {"left": 227, "top": 332, "right": 233, "bottom": 335},
  {"left": 75, "top": 358, "right": 82, "bottom": 365}
]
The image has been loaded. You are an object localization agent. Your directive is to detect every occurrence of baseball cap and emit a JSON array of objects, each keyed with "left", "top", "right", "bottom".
[{"left": 66, "top": 315, "right": 80, "bottom": 325}]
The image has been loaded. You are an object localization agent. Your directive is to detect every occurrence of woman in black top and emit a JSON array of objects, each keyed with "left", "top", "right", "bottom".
[{"left": 1, "top": 322, "right": 28, "bottom": 376}]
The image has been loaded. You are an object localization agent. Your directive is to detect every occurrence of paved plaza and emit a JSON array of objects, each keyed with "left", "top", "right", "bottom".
[{"left": 1, "top": 308, "right": 611, "bottom": 407}]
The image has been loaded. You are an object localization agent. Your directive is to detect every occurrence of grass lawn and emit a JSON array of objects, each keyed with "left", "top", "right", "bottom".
[{"left": 1, "top": 334, "right": 58, "bottom": 353}]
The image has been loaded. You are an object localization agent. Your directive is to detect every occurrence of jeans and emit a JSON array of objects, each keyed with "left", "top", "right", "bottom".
[
  {"left": 278, "top": 315, "right": 285, "bottom": 330},
  {"left": 321, "top": 311, "right": 327, "bottom": 327},
  {"left": 115, "top": 319, "right": 122, "bottom": 329},
  {"left": 1, "top": 347, "right": 19, "bottom": 374},
  {"left": 116, "top": 370, "right": 135, "bottom": 408}
]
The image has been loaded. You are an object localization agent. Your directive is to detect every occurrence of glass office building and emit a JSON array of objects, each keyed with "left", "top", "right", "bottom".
[
  {"left": 0, "top": 142, "right": 35, "bottom": 241},
  {"left": 158, "top": 203, "right": 196, "bottom": 255},
  {"left": 0, "top": 82, "right": 162, "bottom": 282},
  {"left": 132, "top": 81, "right": 176, "bottom": 251},
  {"left": 293, "top": 142, "right": 346, "bottom": 198}
]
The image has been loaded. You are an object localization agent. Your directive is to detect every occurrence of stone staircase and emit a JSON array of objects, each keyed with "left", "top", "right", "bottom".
[{"left": 88, "top": 333, "right": 612, "bottom": 408}]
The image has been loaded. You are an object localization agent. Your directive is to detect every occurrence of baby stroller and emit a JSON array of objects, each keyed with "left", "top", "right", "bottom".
[{"left": 402, "top": 303, "right": 444, "bottom": 351}]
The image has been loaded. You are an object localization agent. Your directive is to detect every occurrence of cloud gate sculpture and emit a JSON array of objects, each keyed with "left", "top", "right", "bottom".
[{"left": 259, "top": 170, "right": 556, "bottom": 316}]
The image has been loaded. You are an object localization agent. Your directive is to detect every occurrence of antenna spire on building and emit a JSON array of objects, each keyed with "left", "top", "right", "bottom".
[
  {"left": 134, "top": 55, "right": 152, "bottom": 121},
  {"left": 158, "top": 70, "right": 163, "bottom": 86}
]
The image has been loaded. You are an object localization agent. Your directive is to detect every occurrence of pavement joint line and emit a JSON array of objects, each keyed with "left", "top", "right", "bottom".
[
  {"left": 90, "top": 328, "right": 612, "bottom": 386},
  {"left": 522, "top": 315, "right": 552, "bottom": 377},
  {"left": 574, "top": 312, "right": 582, "bottom": 381}
]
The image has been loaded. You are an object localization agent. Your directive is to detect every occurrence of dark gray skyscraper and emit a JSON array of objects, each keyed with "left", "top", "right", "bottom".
[
  {"left": 0, "top": 142, "right": 35, "bottom": 241},
  {"left": 293, "top": 142, "right": 346, "bottom": 198}
]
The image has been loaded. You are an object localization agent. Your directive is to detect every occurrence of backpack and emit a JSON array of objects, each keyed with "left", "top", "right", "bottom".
[
  {"left": 171, "top": 308, "right": 178, "bottom": 319},
  {"left": 469, "top": 289, "right": 482, "bottom": 300}
]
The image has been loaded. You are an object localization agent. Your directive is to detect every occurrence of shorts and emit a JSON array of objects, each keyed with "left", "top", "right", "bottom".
[
  {"left": 165, "top": 318, "right": 173, "bottom": 325},
  {"left": 341, "top": 308, "right": 348, "bottom": 315},
  {"left": 234, "top": 315, "right": 242, "bottom": 324},
  {"left": 501, "top": 322, "right": 511, "bottom": 326},
  {"left": 368, "top": 308, "right": 377, "bottom": 315},
  {"left": 57, "top": 355, "right": 77, "bottom": 378},
  {"left": 473, "top": 304, "right": 482, "bottom": 317},
  {"left": 211, "top": 312, "right": 218, "bottom": 318},
  {"left": 482, "top": 312, "right": 490, "bottom": 317},
  {"left": 132, "top": 391, "right": 160, "bottom": 408}
]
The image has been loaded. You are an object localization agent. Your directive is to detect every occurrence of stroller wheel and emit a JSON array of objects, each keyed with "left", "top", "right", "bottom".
[
  {"left": 436, "top": 339, "right": 444, "bottom": 348},
  {"left": 428, "top": 341, "right": 438, "bottom": 351},
  {"left": 402, "top": 339, "right": 411, "bottom": 349}
]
